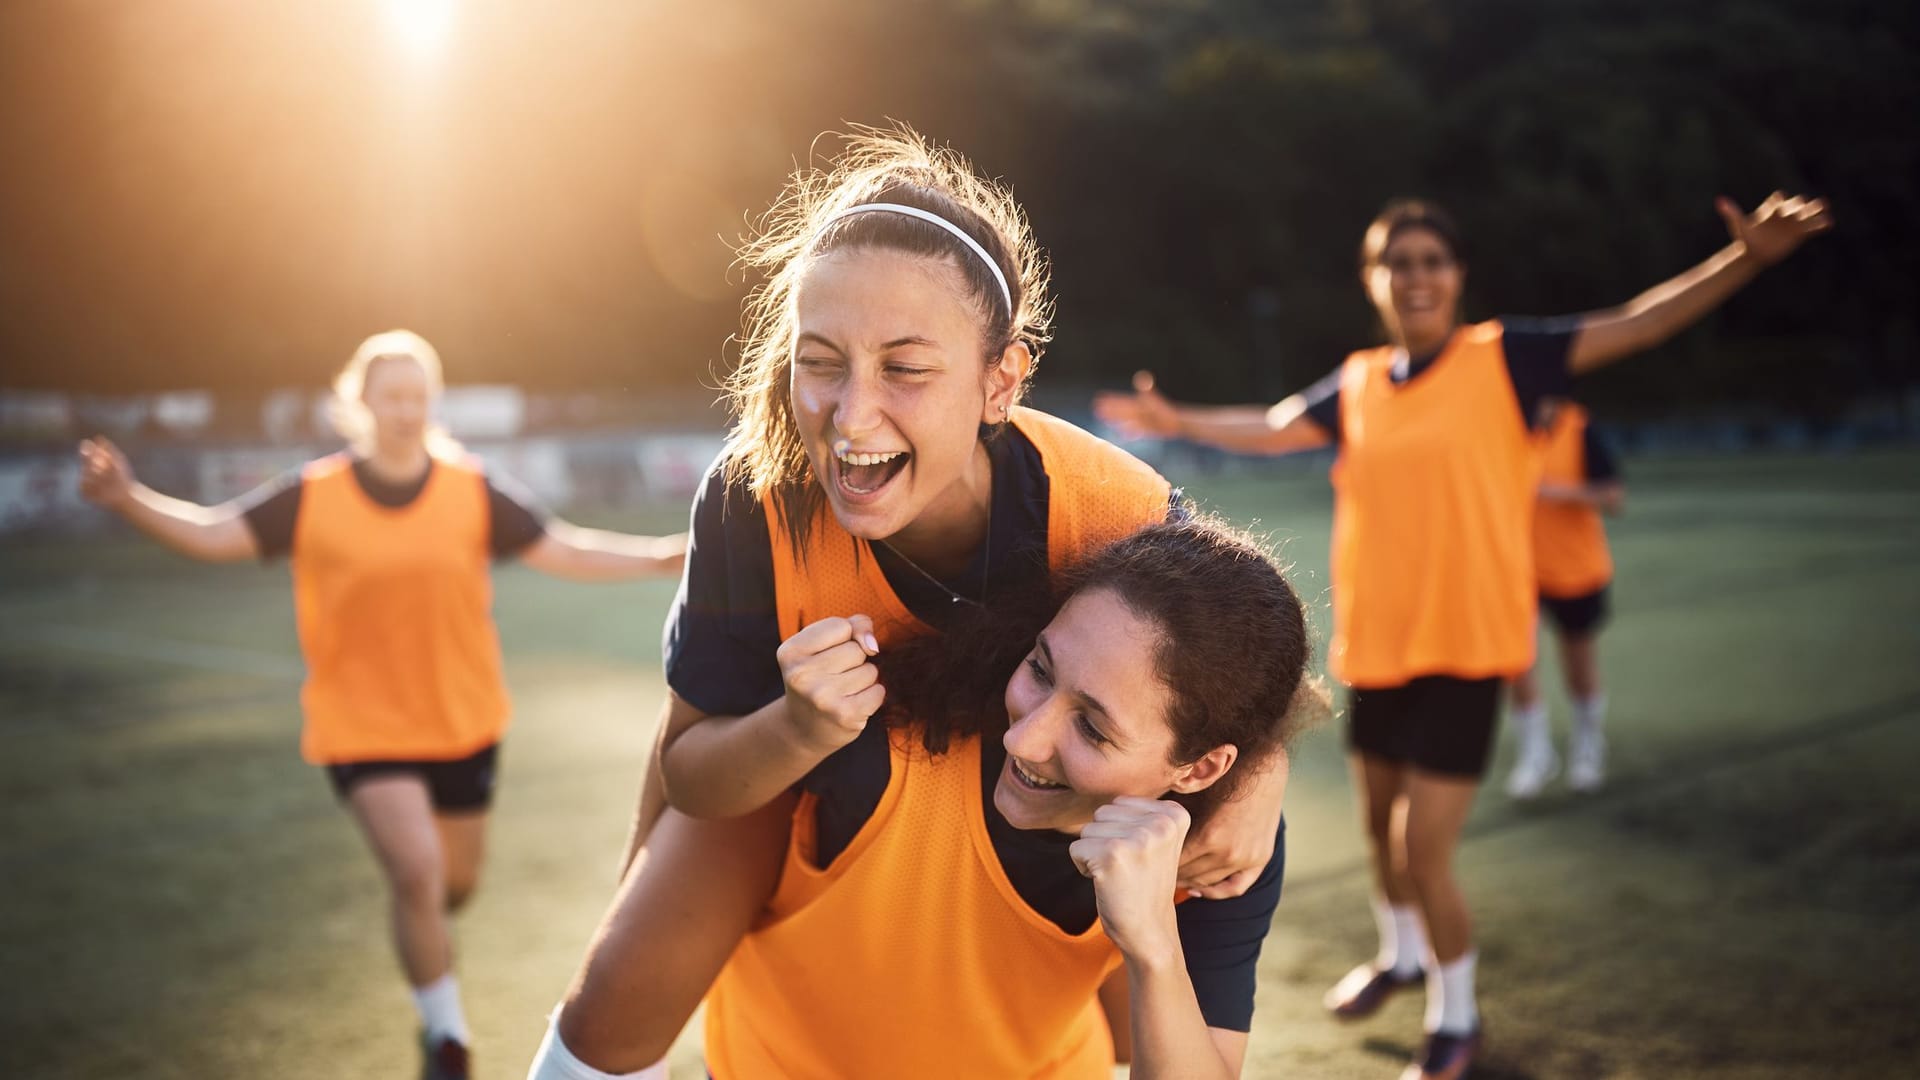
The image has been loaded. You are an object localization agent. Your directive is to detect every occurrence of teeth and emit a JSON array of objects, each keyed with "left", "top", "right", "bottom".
[
  {"left": 837, "top": 449, "right": 904, "bottom": 467},
  {"left": 1013, "top": 759, "right": 1065, "bottom": 790}
]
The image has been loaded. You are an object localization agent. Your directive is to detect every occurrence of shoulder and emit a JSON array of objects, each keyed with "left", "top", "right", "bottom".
[
  {"left": 1341, "top": 345, "right": 1392, "bottom": 378},
  {"left": 1464, "top": 319, "right": 1511, "bottom": 350},
  {"left": 1010, "top": 407, "right": 1166, "bottom": 492},
  {"left": 300, "top": 452, "right": 353, "bottom": 483},
  {"left": 690, "top": 453, "right": 771, "bottom": 536},
  {"left": 435, "top": 451, "right": 490, "bottom": 482}
]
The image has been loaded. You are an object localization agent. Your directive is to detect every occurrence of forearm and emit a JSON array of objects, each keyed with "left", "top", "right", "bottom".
[
  {"left": 659, "top": 698, "right": 834, "bottom": 819},
  {"left": 1172, "top": 399, "right": 1324, "bottom": 456},
  {"left": 1126, "top": 949, "right": 1237, "bottom": 1080},
  {"left": 1539, "top": 482, "right": 1624, "bottom": 514},
  {"left": 1572, "top": 243, "right": 1763, "bottom": 373},
  {"left": 532, "top": 523, "right": 684, "bottom": 582},
  {"left": 621, "top": 704, "right": 678, "bottom": 875},
  {"left": 115, "top": 485, "right": 254, "bottom": 563}
]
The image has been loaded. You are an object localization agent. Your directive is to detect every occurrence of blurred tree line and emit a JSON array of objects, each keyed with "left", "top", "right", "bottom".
[
  {"left": 944, "top": 0, "right": 1916, "bottom": 417},
  {"left": 4, "top": 0, "right": 1913, "bottom": 422}
]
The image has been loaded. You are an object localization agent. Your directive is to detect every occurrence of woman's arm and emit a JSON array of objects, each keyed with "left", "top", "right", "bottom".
[
  {"left": 1093, "top": 373, "right": 1331, "bottom": 457},
  {"left": 1176, "top": 751, "right": 1289, "bottom": 899},
  {"left": 1539, "top": 479, "right": 1625, "bottom": 516},
  {"left": 519, "top": 522, "right": 686, "bottom": 581},
  {"left": 1073, "top": 798, "right": 1244, "bottom": 1079},
  {"left": 1567, "top": 193, "right": 1832, "bottom": 374},
  {"left": 77, "top": 437, "right": 259, "bottom": 563},
  {"left": 1127, "top": 956, "right": 1249, "bottom": 1080},
  {"left": 658, "top": 615, "right": 883, "bottom": 819}
]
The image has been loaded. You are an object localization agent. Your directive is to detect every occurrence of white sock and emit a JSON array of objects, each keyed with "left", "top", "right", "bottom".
[
  {"left": 1511, "top": 700, "right": 1550, "bottom": 750},
  {"left": 525, "top": 1013, "right": 668, "bottom": 1080},
  {"left": 412, "top": 974, "right": 471, "bottom": 1045},
  {"left": 1573, "top": 693, "right": 1607, "bottom": 738},
  {"left": 1371, "top": 898, "right": 1426, "bottom": 975},
  {"left": 1422, "top": 950, "right": 1480, "bottom": 1035}
]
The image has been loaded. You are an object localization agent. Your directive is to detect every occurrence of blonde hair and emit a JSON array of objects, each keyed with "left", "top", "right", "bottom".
[
  {"left": 326, "top": 329, "right": 460, "bottom": 457},
  {"left": 722, "top": 124, "right": 1054, "bottom": 543}
]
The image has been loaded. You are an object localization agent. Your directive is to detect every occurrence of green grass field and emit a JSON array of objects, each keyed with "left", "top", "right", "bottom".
[{"left": 3, "top": 451, "right": 1917, "bottom": 1079}]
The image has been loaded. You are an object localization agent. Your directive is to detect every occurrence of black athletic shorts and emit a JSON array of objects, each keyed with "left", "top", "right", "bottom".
[
  {"left": 1345, "top": 676, "right": 1503, "bottom": 779},
  {"left": 1540, "top": 585, "right": 1610, "bottom": 637},
  {"left": 325, "top": 743, "right": 500, "bottom": 812}
]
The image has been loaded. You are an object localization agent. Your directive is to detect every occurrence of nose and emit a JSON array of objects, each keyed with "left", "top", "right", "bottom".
[
  {"left": 833, "top": 369, "right": 883, "bottom": 440},
  {"left": 1003, "top": 694, "right": 1061, "bottom": 762}
]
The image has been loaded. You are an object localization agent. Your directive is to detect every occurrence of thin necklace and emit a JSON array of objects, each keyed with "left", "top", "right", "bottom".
[{"left": 876, "top": 496, "right": 993, "bottom": 608}]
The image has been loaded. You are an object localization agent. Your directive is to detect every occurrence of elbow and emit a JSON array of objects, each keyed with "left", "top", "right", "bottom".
[{"left": 656, "top": 745, "right": 726, "bottom": 819}]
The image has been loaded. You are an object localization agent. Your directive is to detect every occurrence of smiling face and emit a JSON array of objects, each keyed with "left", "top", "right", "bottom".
[
  {"left": 1363, "top": 225, "right": 1464, "bottom": 353},
  {"left": 360, "top": 354, "right": 435, "bottom": 456},
  {"left": 995, "top": 588, "right": 1231, "bottom": 834},
  {"left": 790, "top": 247, "right": 1024, "bottom": 558}
]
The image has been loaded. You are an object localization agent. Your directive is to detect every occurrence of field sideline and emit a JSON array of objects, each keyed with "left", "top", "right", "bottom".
[{"left": 2, "top": 450, "right": 1916, "bottom": 1079}]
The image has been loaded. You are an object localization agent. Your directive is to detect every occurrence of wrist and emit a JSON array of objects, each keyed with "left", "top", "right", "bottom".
[
  {"left": 1728, "top": 239, "right": 1772, "bottom": 271},
  {"left": 106, "top": 481, "right": 144, "bottom": 513},
  {"left": 776, "top": 699, "right": 853, "bottom": 760},
  {"left": 1122, "top": 930, "right": 1186, "bottom": 978}
]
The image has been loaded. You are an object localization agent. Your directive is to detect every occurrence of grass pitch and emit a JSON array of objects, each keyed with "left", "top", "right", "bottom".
[{"left": 2, "top": 452, "right": 1915, "bottom": 1078}]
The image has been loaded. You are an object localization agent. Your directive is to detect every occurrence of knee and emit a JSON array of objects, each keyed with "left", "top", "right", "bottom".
[
  {"left": 444, "top": 877, "right": 478, "bottom": 913},
  {"left": 389, "top": 859, "right": 445, "bottom": 913},
  {"left": 1402, "top": 834, "right": 1453, "bottom": 888},
  {"left": 1360, "top": 802, "right": 1395, "bottom": 849}
]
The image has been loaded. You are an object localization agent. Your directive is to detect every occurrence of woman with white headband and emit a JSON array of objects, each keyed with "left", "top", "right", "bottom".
[{"left": 527, "top": 126, "right": 1296, "bottom": 1078}]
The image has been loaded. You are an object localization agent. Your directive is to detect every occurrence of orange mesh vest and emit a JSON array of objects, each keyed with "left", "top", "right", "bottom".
[
  {"left": 1533, "top": 403, "right": 1614, "bottom": 598},
  {"left": 290, "top": 454, "right": 509, "bottom": 764},
  {"left": 704, "top": 407, "right": 1170, "bottom": 1079},
  {"left": 1328, "top": 321, "right": 1543, "bottom": 687}
]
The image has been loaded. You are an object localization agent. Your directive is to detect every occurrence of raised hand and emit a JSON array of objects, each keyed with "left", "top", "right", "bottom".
[
  {"left": 77, "top": 436, "right": 135, "bottom": 509},
  {"left": 1071, "top": 796, "right": 1190, "bottom": 964},
  {"left": 1092, "top": 371, "right": 1182, "bottom": 440},
  {"left": 1716, "top": 191, "right": 1832, "bottom": 267},
  {"left": 777, "top": 614, "right": 885, "bottom": 753}
]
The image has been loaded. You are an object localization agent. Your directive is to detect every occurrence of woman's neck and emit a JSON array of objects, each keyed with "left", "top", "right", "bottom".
[
  {"left": 1396, "top": 321, "right": 1459, "bottom": 360},
  {"left": 363, "top": 442, "right": 430, "bottom": 484},
  {"left": 882, "top": 441, "right": 993, "bottom": 580}
]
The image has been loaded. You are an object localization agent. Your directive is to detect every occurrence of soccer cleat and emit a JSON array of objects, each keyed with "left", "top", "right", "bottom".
[
  {"left": 420, "top": 1032, "right": 471, "bottom": 1080},
  {"left": 1323, "top": 962, "right": 1423, "bottom": 1021},
  {"left": 1503, "top": 738, "right": 1560, "bottom": 800},
  {"left": 1399, "top": 1025, "right": 1482, "bottom": 1080},
  {"left": 1568, "top": 728, "right": 1607, "bottom": 792}
]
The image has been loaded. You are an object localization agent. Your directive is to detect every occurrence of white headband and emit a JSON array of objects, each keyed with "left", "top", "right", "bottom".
[{"left": 815, "top": 202, "right": 1013, "bottom": 315}]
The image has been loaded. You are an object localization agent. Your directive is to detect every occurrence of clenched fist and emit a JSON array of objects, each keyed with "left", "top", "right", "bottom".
[
  {"left": 778, "top": 614, "right": 885, "bottom": 754},
  {"left": 1070, "top": 796, "right": 1190, "bottom": 965}
]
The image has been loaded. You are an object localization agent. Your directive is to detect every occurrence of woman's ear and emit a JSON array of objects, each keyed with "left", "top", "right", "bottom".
[
  {"left": 1168, "top": 744, "right": 1239, "bottom": 795},
  {"left": 982, "top": 341, "right": 1033, "bottom": 423}
]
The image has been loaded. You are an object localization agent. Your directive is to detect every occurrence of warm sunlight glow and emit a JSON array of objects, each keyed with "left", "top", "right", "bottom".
[{"left": 382, "top": 0, "right": 456, "bottom": 55}]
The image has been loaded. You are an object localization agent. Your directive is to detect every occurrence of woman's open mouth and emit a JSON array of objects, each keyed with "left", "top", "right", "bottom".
[
  {"left": 1009, "top": 757, "right": 1068, "bottom": 792},
  {"left": 835, "top": 447, "right": 910, "bottom": 498}
]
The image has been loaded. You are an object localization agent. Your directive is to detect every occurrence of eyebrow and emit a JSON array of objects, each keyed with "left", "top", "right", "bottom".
[
  {"left": 794, "top": 331, "right": 941, "bottom": 353},
  {"left": 1037, "top": 633, "right": 1127, "bottom": 748}
]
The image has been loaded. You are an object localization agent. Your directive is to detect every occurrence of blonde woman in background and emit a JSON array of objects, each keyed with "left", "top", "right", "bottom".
[{"left": 77, "top": 329, "right": 685, "bottom": 1080}]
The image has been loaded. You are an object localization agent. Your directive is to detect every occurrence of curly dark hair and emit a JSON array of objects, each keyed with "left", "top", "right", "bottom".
[{"left": 873, "top": 515, "right": 1327, "bottom": 824}]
